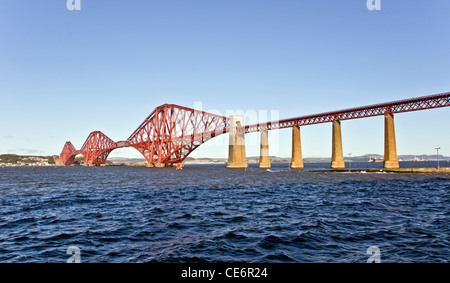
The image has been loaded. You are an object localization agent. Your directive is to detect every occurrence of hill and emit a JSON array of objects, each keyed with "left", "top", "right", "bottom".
[{"left": 1, "top": 153, "right": 448, "bottom": 167}]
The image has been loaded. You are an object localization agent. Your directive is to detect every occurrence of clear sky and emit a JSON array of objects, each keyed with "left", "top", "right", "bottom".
[{"left": 1, "top": 0, "right": 449, "bottom": 159}]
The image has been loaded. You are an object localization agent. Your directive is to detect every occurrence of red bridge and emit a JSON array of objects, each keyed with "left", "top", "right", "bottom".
[
  {"left": 60, "top": 92, "right": 450, "bottom": 169},
  {"left": 61, "top": 104, "right": 229, "bottom": 166}
]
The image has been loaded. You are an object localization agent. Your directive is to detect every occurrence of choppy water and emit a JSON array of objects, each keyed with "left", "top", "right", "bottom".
[{"left": 0, "top": 162, "right": 449, "bottom": 263}]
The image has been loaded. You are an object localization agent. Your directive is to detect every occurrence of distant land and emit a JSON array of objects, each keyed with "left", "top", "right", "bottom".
[{"left": 0, "top": 154, "right": 449, "bottom": 167}]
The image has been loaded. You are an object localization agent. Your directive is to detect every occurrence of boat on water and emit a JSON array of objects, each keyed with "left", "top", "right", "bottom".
[
  {"left": 368, "top": 157, "right": 383, "bottom": 163},
  {"left": 413, "top": 156, "right": 425, "bottom": 162}
]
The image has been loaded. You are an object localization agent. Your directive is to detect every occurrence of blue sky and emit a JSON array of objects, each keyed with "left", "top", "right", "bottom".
[{"left": 1, "top": 0, "right": 449, "bottom": 159}]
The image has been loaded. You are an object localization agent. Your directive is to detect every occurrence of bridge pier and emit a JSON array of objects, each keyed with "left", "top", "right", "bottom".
[
  {"left": 226, "top": 115, "right": 248, "bottom": 169},
  {"left": 384, "top": 113, "right": 399, "bottom": 169},
  {"left": 291, "top": 126, "right": 304, "bottom": 169},
  {"left": 146, "top": 162, "right": 178, "bottom": 168},
  {"left": 259, "top": 130, "right": 271, "bottom": 169},
  {"left": 331, "top": 120, "right": 345, "bottom": 169}
]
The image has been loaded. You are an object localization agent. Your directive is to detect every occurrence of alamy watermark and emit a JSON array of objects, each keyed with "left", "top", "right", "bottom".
[
  {"left": 192, "top": 101, "right": 281, "bottom": 154},
  {"left": 67, "top": 246, "right": 81, "bottom": 263},
  {"left": 67, "top": 0, "right": 81, "bottom": 11},
  {"left": 367, "top": 246, "right": 381, "bottom": 263},
  {"left": 367, "top": 0, "right": 381, "bottom": 11},
  {"left": 67, "top": 1, "right": 380, "bottom": 12},
  {"left": 64, "top": 245, "right": 380, "bottom": 263}
]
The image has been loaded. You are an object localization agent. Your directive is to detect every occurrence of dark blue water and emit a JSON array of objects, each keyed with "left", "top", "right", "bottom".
[{"left": 0, "top": 162, "right": 449, "bottom": 263}]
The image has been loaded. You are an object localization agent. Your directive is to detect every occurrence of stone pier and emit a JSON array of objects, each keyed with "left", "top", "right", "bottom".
[
  {"left": 259, "top": 130, "right": 271, "bottom": 169},
  {"left": 331, "top": 120, "right": 345, "bottom": 169},
  {"left": 226, "top": 115, "right": 248, "bottom": 169},
  {"left": 290, "top": 126, "right": 304, "bottom": 169},
  {"left": 384, "top": 113, "right": 399, "bottom": 169}
]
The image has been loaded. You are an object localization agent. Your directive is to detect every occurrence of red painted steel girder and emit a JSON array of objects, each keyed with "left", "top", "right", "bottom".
[
  {"left": 60, "top": 141, "right": 79, "bottom": 165},
  {"left": 244, "top": 92, "right": 450, "bottom": 133},
  {"left": 80, "top": 131, "right": 118, "bottom": 165},
  {"left": 60, "top": 134, "right": 129, "bottom": 166},
  {"left": 127, "top": 104, "right": 229, "bottom": 164}
]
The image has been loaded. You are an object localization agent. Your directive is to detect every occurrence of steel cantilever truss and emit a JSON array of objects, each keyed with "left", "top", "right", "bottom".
[
  {"left": 60, "top": 104, "right": 229, "bottom": 166},
  {"left": 80, "top": 131, "right": 118, "bottom": 165},
  {"left": 127, "top": 104, "right": 229, "bottom": 164},
  {"left": 60, "top": 141, "right": 79, "bottom": 165},
  {"left": 60, "top": 92, "right": 449, "bottom": 166}
]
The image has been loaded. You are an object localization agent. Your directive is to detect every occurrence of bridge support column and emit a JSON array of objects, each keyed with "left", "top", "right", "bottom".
[
  {"left": 259, "top": 130, "right": 271, "bottom": 169},
  {"left": 226, "top": 115, "right": 248, "bottom": 169},
  {"left": 384, "top": 113, "right": 399, "bottom": 169},
  {"left": 291, "top": 126, "right": 304, "bottom": 169},
  {"left": 331, "top": 120, "right": 345, "bottom": 169}
]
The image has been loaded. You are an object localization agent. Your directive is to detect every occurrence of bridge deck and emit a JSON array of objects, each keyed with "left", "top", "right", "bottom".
[{"left": 244, "top": 92, "right": 450, "bottom": 133}]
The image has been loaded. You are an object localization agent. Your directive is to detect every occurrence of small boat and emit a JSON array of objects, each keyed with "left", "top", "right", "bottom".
[
  {"left": 368, "top": 157, "right": 383, "bottom": 163},
  {"left": 413, "top": 156, "right": 424, "bottom": 162}
]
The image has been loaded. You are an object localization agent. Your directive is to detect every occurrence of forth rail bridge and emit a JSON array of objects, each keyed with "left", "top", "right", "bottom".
[{"left": 60, "top": 92, "right": 450, "bottom": 169}]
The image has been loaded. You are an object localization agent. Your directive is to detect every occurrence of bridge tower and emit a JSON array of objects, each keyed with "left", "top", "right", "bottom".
[
  {"left": 226, "top": 115, "right": 248, "bottom": 169},
  {"left": 331, "top": 120, "right": 345, "bottom": 169},
  {"left": 290, "top": 126, "right": 304, "bottom": 169},
  {"left": 384, "top": 113, "right": 399, "bottom": 169},
  {"left": 259, "top": 130, "right": 271, "bottom": 169}
]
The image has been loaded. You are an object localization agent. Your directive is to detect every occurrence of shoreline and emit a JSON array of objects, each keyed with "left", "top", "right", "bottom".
[
  {"left": 312, "top": 167, "right": 450, "bottom": 173},
  {"left": 2, "top": 164, "right": 449, "bottom": 174}
]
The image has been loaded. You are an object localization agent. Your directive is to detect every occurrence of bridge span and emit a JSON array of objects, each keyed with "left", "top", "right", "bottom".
[{"left": 60, "top": 92, "right": 450, "bottom": 169}]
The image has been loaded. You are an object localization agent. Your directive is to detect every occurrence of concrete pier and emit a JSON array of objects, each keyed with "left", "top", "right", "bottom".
[
  {"left": 290, "top": 126, "right": 304, "bottom": 169},
  {"left": 259, "top": 130, "right": 271, "bottom": 169},
  {"left": 331, "top": 120, "right": 345, "bottom": 169},
  {"left": 384, "top": 113, "right": 399, "bottom": 169},
  {"left": 226, "top": 115, "right": 248, "bottom": 169}
]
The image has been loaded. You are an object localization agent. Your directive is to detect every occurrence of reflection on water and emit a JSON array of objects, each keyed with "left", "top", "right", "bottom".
[{"left": 0, "top": 162, "right": 449, "bottom": 262}]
